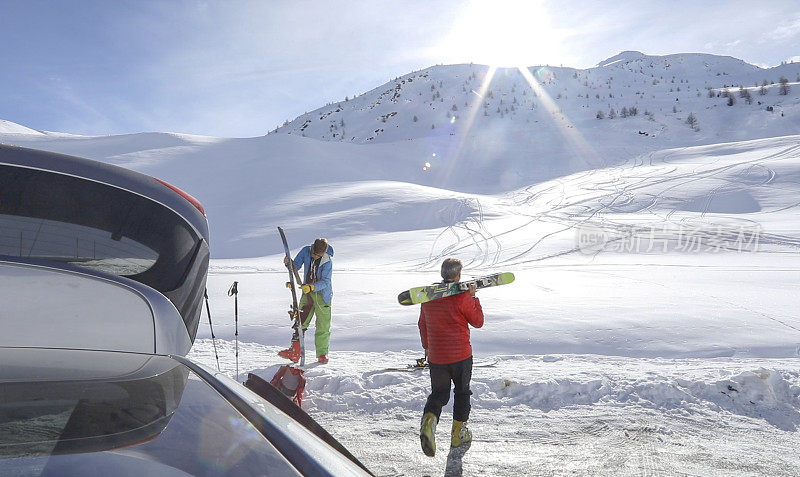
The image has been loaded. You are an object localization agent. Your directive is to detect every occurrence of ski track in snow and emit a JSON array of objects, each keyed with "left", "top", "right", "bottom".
[{"left": 436, "top": 139, "right": 800, "bottom": 272}]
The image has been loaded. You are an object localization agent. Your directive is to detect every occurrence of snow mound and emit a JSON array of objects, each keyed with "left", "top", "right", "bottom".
[
  {"left": 190, "top": 344, "right": 800, "bottom": 432},
  {"left": 477, "top": 366, "right": 800, "bottom": 430},
  {"left": 688, "top": 368, "right": 800, "bottom": 431}
]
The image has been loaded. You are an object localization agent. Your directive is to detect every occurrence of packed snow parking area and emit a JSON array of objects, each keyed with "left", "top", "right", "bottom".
[{"left": 190, "top": 344, "right": 800, "bottom": 476}]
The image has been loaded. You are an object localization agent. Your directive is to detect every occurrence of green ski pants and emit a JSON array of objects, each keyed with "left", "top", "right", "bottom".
[{"left": 299, "top": 291, "right": 331, "bottom": 357}]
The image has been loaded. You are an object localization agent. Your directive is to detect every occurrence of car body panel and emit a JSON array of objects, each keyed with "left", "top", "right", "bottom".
[
  {"left": 0, "top": 144, "right": 208, "bottom": 239},
  {"left": 0, "top": 145, "right": 209, "bottom": 349},
  {"left": 0, "top": 258, "right": 192, "bottom": 354}
]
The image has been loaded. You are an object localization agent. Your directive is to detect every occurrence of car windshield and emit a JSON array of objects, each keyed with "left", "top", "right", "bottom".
[{"left": 0, "top": 349, "right": 297, "bottom": 476}]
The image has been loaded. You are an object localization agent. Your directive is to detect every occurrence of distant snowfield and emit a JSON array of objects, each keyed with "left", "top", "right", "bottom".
[{"left": 195, "top": 135, "right": 800, "bottom": 358}]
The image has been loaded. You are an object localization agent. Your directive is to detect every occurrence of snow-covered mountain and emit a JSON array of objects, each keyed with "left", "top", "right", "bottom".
[{"left": 275, "top": 51, "right": 799, "bottom": 166}]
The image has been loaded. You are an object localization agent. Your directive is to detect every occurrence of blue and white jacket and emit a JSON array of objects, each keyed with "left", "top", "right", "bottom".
[{"left": 292, "top": 244, "right": 334, "bottom": 304}]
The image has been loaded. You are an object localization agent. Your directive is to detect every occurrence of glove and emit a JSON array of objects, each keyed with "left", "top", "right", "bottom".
[{"left": 301, "top": 283, "right": 315, "bottom": 294}]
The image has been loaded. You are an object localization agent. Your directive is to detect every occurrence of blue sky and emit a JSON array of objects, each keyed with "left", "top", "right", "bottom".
[{"left": 1, "top": 0, "right": 798, "bottom": 137}]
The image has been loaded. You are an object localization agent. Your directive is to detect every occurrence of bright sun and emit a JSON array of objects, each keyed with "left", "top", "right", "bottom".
[{"left": 439, "top": 0, "right": 563, "bottom": 68}]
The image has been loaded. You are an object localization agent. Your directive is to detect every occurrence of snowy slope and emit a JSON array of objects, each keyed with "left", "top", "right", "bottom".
[
  {"left": 189, "top": 135, "right": 800, "bottom": 358},
  {"left": 2, "top": 52, "right": 799, "bottom": 260}
]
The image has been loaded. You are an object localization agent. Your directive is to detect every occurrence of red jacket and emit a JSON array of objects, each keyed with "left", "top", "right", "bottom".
[{"left": 418, "top": 290, "right": 484, "bottom": 365}]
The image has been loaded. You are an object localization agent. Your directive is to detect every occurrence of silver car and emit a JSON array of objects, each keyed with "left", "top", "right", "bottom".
[{"left": 0, "top": 145, "right": 210, "bottom": 354}]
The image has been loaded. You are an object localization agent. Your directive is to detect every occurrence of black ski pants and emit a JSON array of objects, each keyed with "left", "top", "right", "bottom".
[{"left": 423, "top": 356, "right": 473, "bottom": 422}]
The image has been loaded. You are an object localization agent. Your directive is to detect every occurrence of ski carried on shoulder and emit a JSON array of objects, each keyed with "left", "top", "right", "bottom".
[
  {"left": 397, "top": 272, "right": 515, "bottom": 306},
  {"left": 277, "top": 227, "right": 305, "bottom": 366}
]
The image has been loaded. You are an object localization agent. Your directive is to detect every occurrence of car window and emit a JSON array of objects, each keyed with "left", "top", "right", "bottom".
[
  {"left": 0, "top": 164, "right": 199, "bottom": 292},
  {"left": 0, "top": 213, "right": 158, "bottom": 275},
  {"left": 0, "top": 353, "right": 299, "bottom": 476}
]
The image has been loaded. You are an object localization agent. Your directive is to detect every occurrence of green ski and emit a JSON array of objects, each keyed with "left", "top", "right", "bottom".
[{"left": 397, "top": 272, "right": 515, "bottom": 306}]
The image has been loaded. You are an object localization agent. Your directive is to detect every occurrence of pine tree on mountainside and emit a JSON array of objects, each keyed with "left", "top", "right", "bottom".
[
  {"left": 779, "top": 77, "right": 790, "bottom": 95},
  {"left": 686, "top": 112, "right": 698, "bottom": 131}
]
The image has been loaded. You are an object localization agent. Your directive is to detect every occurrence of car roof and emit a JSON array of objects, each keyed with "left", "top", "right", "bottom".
[{"left": 0, "top": 144, "right": 209, "bottom": 240}]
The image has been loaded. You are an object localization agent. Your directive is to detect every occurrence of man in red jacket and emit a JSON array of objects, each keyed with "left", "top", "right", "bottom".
[{"left": 418, "top": 258, "right": 484, "bottom": 457}]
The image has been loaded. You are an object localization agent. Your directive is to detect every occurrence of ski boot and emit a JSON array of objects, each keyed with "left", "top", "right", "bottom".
[
  {"left": 318, "top": 354, "right": 328, "bottom": 364},
  {"left": 277, "top": 341, "right": 301, "bottom": 362},
  {"left": 420, "top": 412, "right": 437, "bottom": 457},
  {"left": 451, "top": 420, "right": 472, "bottom": 447}
]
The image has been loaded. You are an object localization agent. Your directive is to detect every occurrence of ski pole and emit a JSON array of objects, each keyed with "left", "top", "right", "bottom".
[
  {"left": 228, "top": 281, "right": 239, "bottom": 380},
  {"left": 203, "top": 289, "right": 221, "bottom": 371}
]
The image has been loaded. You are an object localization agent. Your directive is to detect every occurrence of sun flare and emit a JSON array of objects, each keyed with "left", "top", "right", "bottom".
[{"left": 440, "top": 0, "right": 562, "bottom": 68}]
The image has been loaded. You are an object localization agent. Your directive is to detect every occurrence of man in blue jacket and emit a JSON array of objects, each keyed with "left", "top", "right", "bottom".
[{"left": 280, "top": 238, "right": 334, "bottom": 363}]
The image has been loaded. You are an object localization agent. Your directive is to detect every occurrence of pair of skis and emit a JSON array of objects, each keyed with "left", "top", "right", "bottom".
[
  {"left": 278, "top": 226, "right": 305, "bottom": 366},
  {"left": 397, "top": 272, "right": 515, "bottom": 306}
]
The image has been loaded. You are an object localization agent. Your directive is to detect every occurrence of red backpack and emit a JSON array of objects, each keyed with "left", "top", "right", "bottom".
[{"left": 270, "top": 365, "right": 306, "bottom": 407}]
